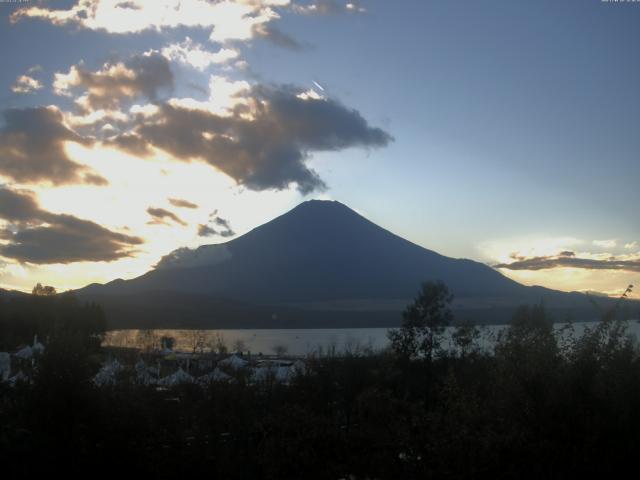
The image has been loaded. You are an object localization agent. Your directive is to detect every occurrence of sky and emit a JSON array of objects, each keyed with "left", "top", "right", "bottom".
[{"left": 0, "top": 0, "right": 638, "bottom": 298}]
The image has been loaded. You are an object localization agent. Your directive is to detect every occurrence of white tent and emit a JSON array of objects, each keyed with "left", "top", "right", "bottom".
[
  {"left": 197, "top": 368, "right": 232, "bottom": 386},
  {"left": 0, "top": 352, "right": 10, "bottom": 382},
  {"left": 14, "top": 346, "right": 33, "bottom": 360},
  {"left": 252, "top": 359, "right": 305, "bottom": 384},
  {"left": 292, "top": 359, "right": 306, "bottom": 375},
  {"left": 8, "top": 371, "right": 28, "bottom": 387},
  {"left": 251, "top": 365, "right": 296, "bottom": 384},
  {"left": 32, "top": 339, "right": 45, "bottom": 355},
  {"left": 158, "top": 368, "right": 193, "bottom": 386},
  {"left": 218, "top": 354, "right": 249, "bottom": 370},
  {"left": 134, "top": 359, "right": 158, "bottom": 385},
  {"left": 93, "top": 359, "right": 124, "bottom": 387}
]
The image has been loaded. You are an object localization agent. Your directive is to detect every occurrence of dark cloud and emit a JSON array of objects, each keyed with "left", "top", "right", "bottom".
[
  {"left": 169, "top": 198, "right": 198, "bottom": 209},
  {"left": 57, "top": 52, "right": 173, "bottom": 111},
  {"left": 115, "top": 1, "right": 141, "bottom": 10},
  {"left": 212, "top": 216, "right": 231, "bottom": 229},
  {"left": 198, "top": 224, "right": 218, "bottom": 237},
  {"left": 253, "top": 24, "right": 304, "bottom": 50},
  {"left": 0, "top": 107, "right": 107, "bottom": 186},
  {"left": 495, "top": 253, "right": 640, "bottom": 272},
  {"left": 104, "top": 133, "right": 154, "bottom": 157},
  {"left": 198, "top": 224, "right": 234, "bottom": 238},
  {"left": 147, "top": 207, "right": 187, "bottom": 226},
  {"left": 0, "top": 188, "right": 41, "bottom": 223},
  {"left": 0, "top": 188, "right": 142, "bottom": 264},
  {"left": 198, "top": 212, "right": 234, "bottom": 238},
  {"left": 122, "top": 84, "right": 392, "bottom": 194}
]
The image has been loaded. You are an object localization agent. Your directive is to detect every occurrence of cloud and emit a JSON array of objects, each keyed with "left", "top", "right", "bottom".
[
  {"left": 113, "top": 82, "right": 392, "bottom": 193},
  {"left": 197, "top": 224, "right": 234, "bottom": 238},
  {"left": 0, "top": 106, "right": 107, "bottom": 186},
  {"left": 495, "top": 252, "right": 640, "bottom": 273},
  {"left": 198, "top": 213, "right": 235, "bottom": 237},
  {"left": 293, "top": 0, "right": 366, "bottom": 15},
  {"left": 167, "top": 75, "right": 251, "bottom": 115},
  {"left": 212, "top": 216, "right": 233, "bottom": 230},
  {"left": 0, "top": 188, "right": 142, "bottom": 264},
  {"left": 161, "top": 37, "right": 239, "bottom": 70},
  {"left": 12, "top": 75, "right": 43, "bottom": 94},
  {"left": 0, "top": 188, "right": 42, "bottom": 222},
  {"left": 198, "top": 224, "right": 219, "bottom": 237},
  {"left": 54, "top": 52, "right": 174, "bottom": 111},
  {"left": 147, "top": 207, "right": 187, "bottom": 226},
  {"left": 169, "top": 198, "right": 199, "bottom": 209},
  {"left": 593, "top": 239, "right": 617, "bottom": 249},
  {"left": 12, "top": 0, "right": 290, "bottom": 42},
  {"left": 104, "top": 133, "right": 154, "bottom": 156},
  {"left": 253, "top": 24, "right": 304, "bottom": 50},
  {"left": 625, "top": 241, "right": 639, "bottom": 250}
]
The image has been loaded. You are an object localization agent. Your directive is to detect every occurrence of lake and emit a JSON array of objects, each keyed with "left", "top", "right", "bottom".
[{"left": 104, "top": 320, "right": 640, "bottom": 356}]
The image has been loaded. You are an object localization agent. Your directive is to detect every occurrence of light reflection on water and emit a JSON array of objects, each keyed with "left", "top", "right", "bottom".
[{"left": 103, "top": 320, "right": 640, "bottom": 356}]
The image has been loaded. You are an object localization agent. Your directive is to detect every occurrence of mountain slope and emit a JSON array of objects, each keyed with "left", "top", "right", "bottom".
[{"left": 77, "top": 200, "right": 611, "bottom": 327}]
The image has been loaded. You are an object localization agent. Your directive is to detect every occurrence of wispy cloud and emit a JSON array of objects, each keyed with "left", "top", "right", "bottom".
[
  {"left": 495, "top": 251, "right": 640, "bottom": 272},
  {"left": 593, "top": 239, "right": 617, "bottom": 249},
  {"left": 169, "top": 198, "right": 199, "bottom": 209},
  {"left": 147, "top": 207, "right": 187, "bottom": 226}
]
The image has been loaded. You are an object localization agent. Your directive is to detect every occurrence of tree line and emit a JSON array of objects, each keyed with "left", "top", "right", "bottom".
[{"left": 1, "top": 281, "right": 639, "bottom": 478}]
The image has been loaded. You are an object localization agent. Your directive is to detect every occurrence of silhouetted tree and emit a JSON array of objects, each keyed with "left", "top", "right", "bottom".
[
  {"left": 388, "top": 280, "right": 453, "bottom": 361},
  {"left": 452, "top": 320, "right": 480, "bottom": 358},
  {"left": 32, "top": 283, "right": 56, "bottom": 296}
]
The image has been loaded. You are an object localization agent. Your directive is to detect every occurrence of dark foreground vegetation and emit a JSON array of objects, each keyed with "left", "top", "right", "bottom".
[{"left": 1, "top": 283, "right": 640, "bottom": 478}]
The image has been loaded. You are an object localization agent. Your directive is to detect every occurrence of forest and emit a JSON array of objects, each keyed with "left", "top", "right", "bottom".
[{"left": 1, "top": 283, "right": 639, "bottom": 478}]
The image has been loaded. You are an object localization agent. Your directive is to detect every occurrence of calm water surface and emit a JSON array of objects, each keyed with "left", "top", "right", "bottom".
[{"left": 104, "top": 320, "right": 640, "bottom": 356}]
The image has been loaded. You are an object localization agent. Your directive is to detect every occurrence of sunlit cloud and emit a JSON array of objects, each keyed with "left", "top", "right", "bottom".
[
  {"left": 12, "top": 74, "right": 43, "bottom": 94},
  {"left": 112, "top": 83, "right": 392, "bottom": 194},
  {"left": 593, "top": 239, "right": 617, "bottom": 249},
  {"left": 479, "top": 236, "right": 585, "bottom": 265},
  {"left": 167, "top": 75, "right": 251, "bottom": 116},
  {"left": 12, "top": 0, "right": 291, "bottom": 43},
  {"left": 293, "top": 0, "right": 366, "bottom": 15},
  {"left": 161, "top": 37, "right": 239, "bottom": 70},
  {"left": 54, "top": 53, "right": 174, "bottom": 112},
  {"left": 495, "top": 252, "right": 640, "bottom": 272},
  {"left": 480, "top": 236, "right": 639, "bottom": 297}
]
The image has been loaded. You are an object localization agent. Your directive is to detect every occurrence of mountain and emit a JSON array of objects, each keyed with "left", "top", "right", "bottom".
[{"left": 77, "top": 200, "right": 618, "bottom": 328}]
